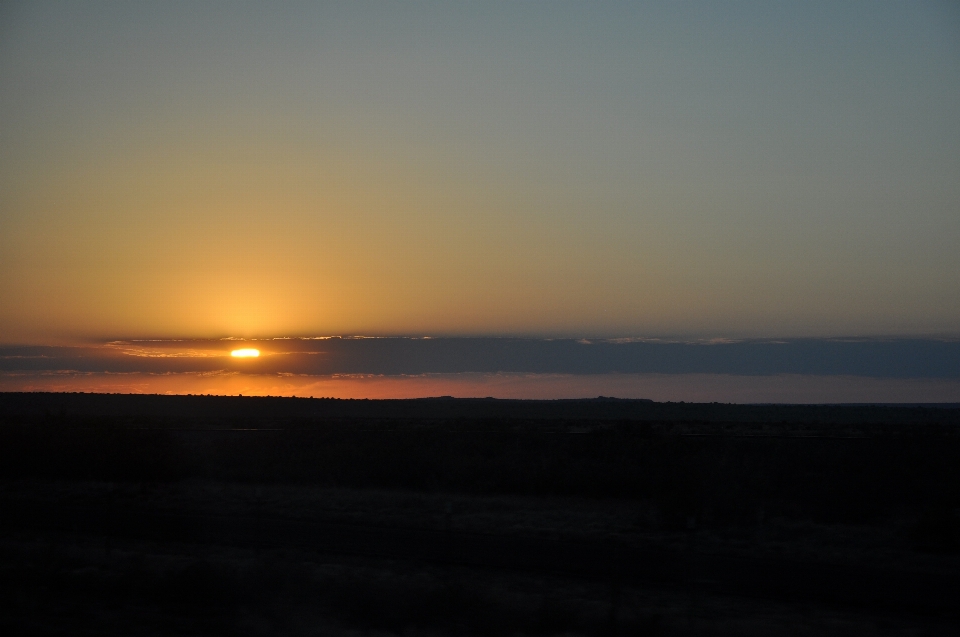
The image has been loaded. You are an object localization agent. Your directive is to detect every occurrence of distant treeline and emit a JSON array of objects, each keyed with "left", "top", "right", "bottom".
[{"left": 2, "top": 392, "right": 958, "bottom": 424}]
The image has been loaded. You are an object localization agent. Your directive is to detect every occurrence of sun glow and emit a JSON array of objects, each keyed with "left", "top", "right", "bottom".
[{"left": 230, "top": 348, "right": 260, "bottom": 358}]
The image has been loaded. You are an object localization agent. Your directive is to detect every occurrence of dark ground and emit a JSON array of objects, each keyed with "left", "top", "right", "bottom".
[{"left": 1, "top": 393, "right": 958, "bottom": 636}]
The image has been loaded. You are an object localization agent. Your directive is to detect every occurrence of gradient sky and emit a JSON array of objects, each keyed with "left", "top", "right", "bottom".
[{"left": 2, "top": 1, "right": 959, "bottom": 344}]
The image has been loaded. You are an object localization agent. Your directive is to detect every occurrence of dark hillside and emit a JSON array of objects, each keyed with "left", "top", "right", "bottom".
[
  {"left": 1, "top": 393, "right": 958, "bottom": 635},
  {"left": 2, "top": 391, "right": 958, "bottom": 424}
]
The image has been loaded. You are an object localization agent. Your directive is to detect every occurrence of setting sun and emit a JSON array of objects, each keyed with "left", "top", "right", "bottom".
[{"left": 230, "top": 348, "right": 260, "bottom": 358}]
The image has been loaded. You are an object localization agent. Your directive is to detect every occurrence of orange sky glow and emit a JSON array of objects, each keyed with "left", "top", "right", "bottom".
[{"left": 1, "top": 4, "right": 958, "bottom": 401}]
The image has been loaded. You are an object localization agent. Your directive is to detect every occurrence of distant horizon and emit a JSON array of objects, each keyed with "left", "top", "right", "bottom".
[{"left": 5, "top": 390, "right": 960, "bottom": 406}]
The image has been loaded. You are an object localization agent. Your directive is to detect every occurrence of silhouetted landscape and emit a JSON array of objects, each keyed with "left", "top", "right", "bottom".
[
  {"left": 1, "top": 392, "right": 958, "bottom": 635},
  {"left": 5, "top": 1, "right": 959, "bottom": 635}
]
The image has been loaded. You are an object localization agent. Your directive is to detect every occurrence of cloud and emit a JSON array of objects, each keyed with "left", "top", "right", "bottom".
[{"left": 1, "top": 338, "right": 958, "bottom": 378}]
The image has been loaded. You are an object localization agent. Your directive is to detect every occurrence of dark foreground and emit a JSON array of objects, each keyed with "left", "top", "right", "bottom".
[{"left": 1, "top": 393, "right": 958, "bottom": 636}]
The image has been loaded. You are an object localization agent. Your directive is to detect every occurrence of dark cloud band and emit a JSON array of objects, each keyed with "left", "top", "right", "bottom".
[{"left": 2, "top": 338, "right": 958, "bottom": 378}]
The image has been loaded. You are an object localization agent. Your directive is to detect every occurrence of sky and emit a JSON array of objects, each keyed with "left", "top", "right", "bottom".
[{"left": 1, "top": 2, "right": 958, "bottom": 400}]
